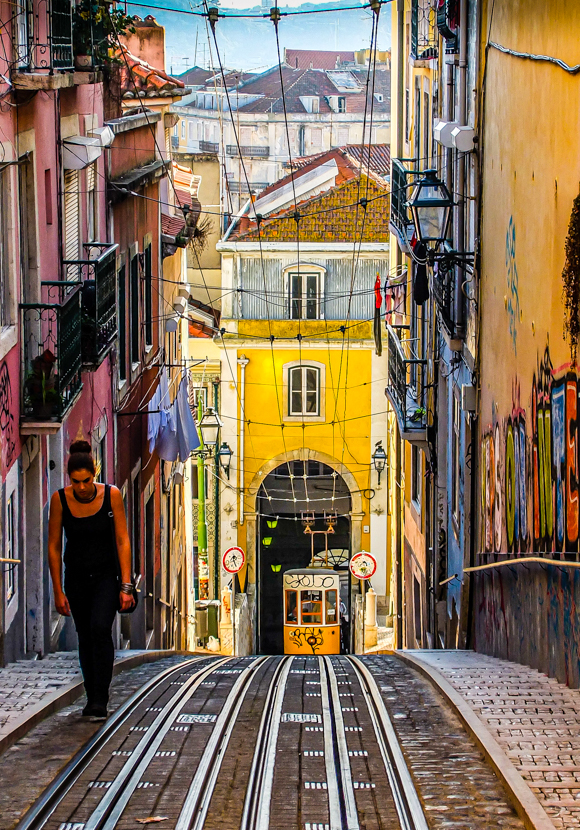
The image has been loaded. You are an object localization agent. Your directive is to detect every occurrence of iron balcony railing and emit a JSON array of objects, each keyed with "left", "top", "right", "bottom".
[
  {"left": 431, "top": 264, "right": 466, "bottom": 342},
  {"left": 411, "top": 0, "right": 438, "bottom": 61},
  {"left": 226, "top": 145, "right": 270, "bottom": 158},
  {"left": 63, "top": 243, "right": 119, "bottom": 367},
  {"left": 199, "top": 140, "right": 219, "bottom": 153},
  {"left": 389, "top": 158, "right": 414, "bottom": 254},
  {"left": 227, "top": 181, "right": 268, "bottom": 195},
  {"left": 15, "top": 0, "right": 74, "bottom": 72},
  {"left": 385, "top": 323, "right": 428, "bottom": 439},
  {"left": 21, "top": 285, "right": 82, "bottom": 421}
]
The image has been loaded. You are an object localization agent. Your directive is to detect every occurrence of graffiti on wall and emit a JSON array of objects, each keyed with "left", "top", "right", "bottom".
[
  {"left": 505, "top": 216, "right": 520, "bottom": 354},
  {"left": 481, "top": 343, "right": 580, "bottom": 554},
  {"left": 0, "top": 360, "right": 15, "bottom": 471}
]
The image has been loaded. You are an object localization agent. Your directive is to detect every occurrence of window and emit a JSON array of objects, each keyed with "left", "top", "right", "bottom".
[
  {"left": 0, "top": 168, "right": 10, "bottom": 326},
  {"left": 144, "top": 243, "right": 153, "bottom": 347},
  {"left": 188, "top": 120, "right": 194, "bottom": 140},
  {"left": 452, "top": 391, "right": 461, "bottom": 525},
  {"left": 336, "top": 127, "right": 349, "bottom": 146},
  {"left": 94, "top": 436, "right": 106, "bottom": 482},
  {"left": 289, "top": 270, "right": 321, "bottom": 320},
  {"left": 310, "top": 128, "right": 322, "bottom": 147},
  {"left": 191, "top": 385, "right": 208, "bottom": 416},
  {"left": 130, "top": 253, "right": 139, "bottom": 364},
  {"left": 423, "top": 90, "right": 430, "bottom": 167},
  {"left": 285, "top": 590, "right": 298, "bottom": 623},
  {"left": 414, "top": 77, "right": 421, "bottom": 159},
  {"left": 44, "top": 168, "right": 53, "bottom": 225},
  {"left": 181, "top": 120, "right": 186, "bottom": 139},
  {"left": 63, "top": 169, "right": 80, "bottom": 263},
  {"left": 118, "top": 263, "right": 127, "bottom": 381},
  {"left": 5, "top": 494, "right": 16, "bottom": 602},
  {"left": 325, "top": 589, "right": 337, "bottom": 624},
  {"left": 289, "top": 365, "right": 320, "bottom": 417},
  {"left": 86, "top": 163, "right": 97, "bottom": 242},
  {"left": 132, "top": 474, "right": 141, "bottom": 577},
  {"left": 15, "top": 0, "right": 28, "bottom": 67},
  {"left": 337, "top": 97, "right": 346, "bottom": 113},
  {"left": 413, "top": 575, "right": 422, "bottom": 645},
  {"left": 197, "top": 122, "right": 203, "bottom": 140},
  {"left": 301, "top": 590, "right": 322, "bottom": 624},
  {"left": 411, "top": 444, "right": 421, "bottom": 506}
]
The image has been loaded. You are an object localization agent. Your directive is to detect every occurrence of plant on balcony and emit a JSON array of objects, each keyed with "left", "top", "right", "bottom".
[
  {"left": 24, "top": 349, "right": 62, "bottom": 419},
  {"left": 72, "top": 0, "right": 135, "bottom": 67},
  {"left": 409, "top": 406, "right": 426, "bottom": 423}
]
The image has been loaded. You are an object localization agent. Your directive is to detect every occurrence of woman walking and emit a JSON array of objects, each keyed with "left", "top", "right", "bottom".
[{"left": 48, "top": 441, "right": 134, "bottom": 719}]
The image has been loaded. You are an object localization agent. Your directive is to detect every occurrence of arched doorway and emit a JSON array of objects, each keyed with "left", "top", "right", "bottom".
[{"left": 257, "top": 459, "right": 352, "bottom": 654}]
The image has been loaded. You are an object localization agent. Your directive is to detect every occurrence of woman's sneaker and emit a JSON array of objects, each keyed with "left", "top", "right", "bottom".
[
  {"left": 82, "top": 702, "right": 96, "bottom": 717},
  {"left": 89, "top": 704, "right": 108, "bottom": 722}
]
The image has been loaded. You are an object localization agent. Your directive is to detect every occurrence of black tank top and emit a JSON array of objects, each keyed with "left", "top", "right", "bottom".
[{"left": 59, "top": 484, "right": 118, "bottom": 578}]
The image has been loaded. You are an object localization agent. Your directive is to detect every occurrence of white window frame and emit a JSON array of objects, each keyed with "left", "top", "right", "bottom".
[
  {"left": 282, "top": 360, "right": 326, "bottom": 423},
  {"left": 86, "top": 162, "right": 98, "bottom": 243},
  {"left": 4, "top": 464, "right": 19, "bottom": 626},
  {"left": 284, "top": 264, "right": 325, "bottom": 321}
]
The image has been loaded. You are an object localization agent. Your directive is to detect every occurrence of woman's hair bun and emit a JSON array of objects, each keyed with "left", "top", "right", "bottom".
[{"left": 70, "top": 440, "right": 92, "bottom": 455}]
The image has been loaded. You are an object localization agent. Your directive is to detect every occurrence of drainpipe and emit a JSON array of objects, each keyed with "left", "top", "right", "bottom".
[
  {"left": 237, "top": 354, "right": 249, "bottom": 527},
  {"left": 197, "top": 397, "right": 208, "bottom": 587},
  {"left": 213, "top": 381, "right": 220, "bottom": 601},
  {"left": 454, "top": 0, "right": 468, "bottom": 336}
]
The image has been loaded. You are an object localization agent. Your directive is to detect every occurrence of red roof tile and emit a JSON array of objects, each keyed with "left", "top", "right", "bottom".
[
  {"left": 116, "top": 45, "right": 186, "bottom": 99},
  {"left": 284, "top": 49, "right": 355, "bottom": 70}
]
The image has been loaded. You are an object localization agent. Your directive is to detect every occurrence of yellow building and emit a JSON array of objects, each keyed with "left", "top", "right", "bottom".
[{"left": 206, "top": 155, "right": 391, "bottom": 654}]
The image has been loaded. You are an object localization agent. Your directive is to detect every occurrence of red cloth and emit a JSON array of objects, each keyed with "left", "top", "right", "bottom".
[{"left": 374, "top": 273, "right": 382, "bottom": 309}]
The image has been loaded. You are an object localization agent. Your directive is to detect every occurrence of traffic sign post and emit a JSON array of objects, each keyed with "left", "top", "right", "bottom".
[
  {"left": 349, "top": 551, "right": 377, "bottom": 654},
  {"left": 222, "top": 547, "right": 245, "bottom": 656}
]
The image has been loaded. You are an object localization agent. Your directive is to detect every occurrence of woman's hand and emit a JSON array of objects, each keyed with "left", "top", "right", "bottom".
[
  {"left": 55, "top": 591, "right": 71, "bottom": 617},
  {"left": 119, "top": 590, "right": 135, "bottom": 612}
]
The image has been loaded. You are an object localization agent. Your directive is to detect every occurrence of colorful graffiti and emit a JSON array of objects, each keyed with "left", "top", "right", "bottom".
[
  {"left": 482, "top": 343, "right": 580, "bottom": 554},
  {"left": 0, "top": 360, "right": 15, "bottom": 471},
  {"left": 505, "top": 216, "right": 520, "bottom": 354}
]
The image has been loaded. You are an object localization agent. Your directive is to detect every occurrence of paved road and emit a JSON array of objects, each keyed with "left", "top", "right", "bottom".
[{"left": 3, "top": 654, "right": 523, "bottom": 830}]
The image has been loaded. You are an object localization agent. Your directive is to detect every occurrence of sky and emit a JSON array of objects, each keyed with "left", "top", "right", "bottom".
[{"left": 126, "top": 0, "right": 392, "bottom": 73}]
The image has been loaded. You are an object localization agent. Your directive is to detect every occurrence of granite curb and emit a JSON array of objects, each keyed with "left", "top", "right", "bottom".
[
  {"left": 0, "top": 649, "right": 193, "bottom": 757},
  {"left": 395, "top": 649, "right": 557, "bottom": 830}
]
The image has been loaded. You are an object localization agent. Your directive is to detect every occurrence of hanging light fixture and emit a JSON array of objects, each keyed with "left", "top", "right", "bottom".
[
  {"left": 407, "top": 169, "right": 453, "bottom": 249},
  {"left": 218, "top": 441, "right": 233, "bottom": 479},
  {"left": 266, "top": 516, "right": 278, "bottom": 529},
  {"left": 262, "top": 536, "right": 273, "bottom": 548},
  {"left": 199, "top": 407, "right": 223, "bottom": 448},
  {"left": 271, "top": 563, "right": 281, "bottom": 573},
  {"left": 372, "top": 440, "right": 387, "bottom": 485}
]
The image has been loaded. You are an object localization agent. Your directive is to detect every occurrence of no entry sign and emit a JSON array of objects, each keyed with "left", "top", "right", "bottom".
[
  {"left": 222, "top": 546, "right": 245, "bottom": 574},
  {"left": 349, "top": 551, "right": 377, "bottom": 580}
]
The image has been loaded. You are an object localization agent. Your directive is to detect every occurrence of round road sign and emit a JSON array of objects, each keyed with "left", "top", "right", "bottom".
[
  {"left": 349, "top": 551, "right": 377, "bottom": 580},
  {"left": 222, "top": 546, "right": 245, "bottom": 574}
]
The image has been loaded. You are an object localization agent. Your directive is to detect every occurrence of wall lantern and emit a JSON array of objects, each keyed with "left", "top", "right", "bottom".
[
  {"left": 199, "top": 407, "right": 222, "bottom": 448},
  {"left": 271, "top": 563, "right": 282, "bottom": 573},
  {"left": 372, "top": 440, "right": 387, "bottom": 485},
  {"left": 407, "top": 169, "right": 453, "bottom": 248},
  {"left": 218, "top": 441, "right": 233, "bottom": 479},
  {"left": 266, "top": 517, "right": 279, "bottom": 529},
  {"left": 262, "top": 536, "right": 273, "bottom": 548}
]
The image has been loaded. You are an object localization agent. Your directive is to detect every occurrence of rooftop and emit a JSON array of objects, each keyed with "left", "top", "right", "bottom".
[
  {"left": 116, "top": 45, "right": 186, "bottom": 100},
  {"left": 284, "top": 48, "right": 355, "bottom": 70}
]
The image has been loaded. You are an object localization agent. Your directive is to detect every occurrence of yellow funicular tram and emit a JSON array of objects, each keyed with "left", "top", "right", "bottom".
[{"left": 282, "top": 511, "right": 346, "bottom": 655}]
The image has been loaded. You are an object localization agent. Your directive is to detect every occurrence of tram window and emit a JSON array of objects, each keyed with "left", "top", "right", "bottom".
[
  {"left": 301, "top": 590, "right": 322, "bottom": 624},
  {"left": 325, "top": 589, "right": 337, "bottom": 624},
  {"left": 286, "top": 590, "right": 298, "bottom": 623}
]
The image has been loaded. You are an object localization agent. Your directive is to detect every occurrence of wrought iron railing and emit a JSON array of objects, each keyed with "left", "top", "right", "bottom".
[
  {"left": 21, "top": 285, "right": 82, "bottom": 421},
  {"left": 386, "top": 324, "right": 428, "bottom": 435},
  {"left": 389, "top": 158, "right": 414, "bottom": 253},
  {"left": 431, "top": 264, "right": 466, "bottom": 341},
  {"left": 226, "top": 145, "right": 270, "bottom": 158},
  {"left": 410, "top": 0, "right": 438, "bottom": 61},
  {"left": 199, "top": 140, "right": 219, "bottom": 153},
  {"left": 63, "top": 243, "right": 118, "bottom": 367},
  {"left": 15, "top": 0, "right": 74, "bottom": 72},
  {"left": 227, "top": 181, "right": 268, "bottom": 195}
]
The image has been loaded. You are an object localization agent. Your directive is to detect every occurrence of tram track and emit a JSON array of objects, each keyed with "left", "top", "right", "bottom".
[{"left": 16, "top": 653, "right": 438, "bottom": 830}]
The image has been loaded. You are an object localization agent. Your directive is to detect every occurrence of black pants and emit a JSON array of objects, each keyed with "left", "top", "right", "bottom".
[{"left": 65, "top": 573, "right": 118, "bottom": 707}]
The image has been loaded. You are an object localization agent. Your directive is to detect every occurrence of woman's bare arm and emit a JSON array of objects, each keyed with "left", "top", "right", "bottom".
[{"left": 48, "top": 492, "right": 70, "bottom": 616}]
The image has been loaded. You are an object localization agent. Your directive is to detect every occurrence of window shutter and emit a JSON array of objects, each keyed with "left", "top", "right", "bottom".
[{"left": 64, "top": 169, "right": 79, "bottom": 264}]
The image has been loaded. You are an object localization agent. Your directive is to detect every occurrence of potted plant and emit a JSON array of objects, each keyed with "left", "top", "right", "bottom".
[
  {"left": 25, "top": 349, "right": 62, "bottom": 419},
  {"left": 73, "top": 0, "right": 136, "bottom": 68}
]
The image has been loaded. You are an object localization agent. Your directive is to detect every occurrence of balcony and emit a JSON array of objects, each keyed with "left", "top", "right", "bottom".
[
  {"left": 389, "top": 159, "right": 414, "bottom": 254},
  {"left": 199, "top": 140, "right": 219, "bottom": 154},
  {"left": 226, "top": 145, "right": 270, "bottom": 158},
  {"left": 411, "top": 0, "right": 438, "bottom": 61},
  {"left": 21, "top": 286, "right": 82, "bottom": 432},
  {"left": 385, "top": 324, "right": 428, "bottom": 444},
  {"left": 431, "top": 266, "right": 464, "bottom": 350},
  {"left": 63, "top": 243, "right": 119, "bottom": 368},
  {"left": 227, "top": 181, "right": 268, "bottom": 195},
  {"left": 13, "top": 0, "right": 74, "bottom": 76}
]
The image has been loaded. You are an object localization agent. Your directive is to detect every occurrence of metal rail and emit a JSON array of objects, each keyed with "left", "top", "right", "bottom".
[
  {"left": 348, "top": 656, "right": 429, "bottom": 830},
  {"left": 14, "top": 655, "right": 214, "bottom": 830}
]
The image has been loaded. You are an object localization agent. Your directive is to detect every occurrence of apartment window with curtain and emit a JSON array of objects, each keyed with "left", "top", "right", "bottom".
[
  {"left": 288, "top": 270, "right": 322, "bottom": 320},
  {"left": 63, "top": 169, "right": 80, "bottom": 264},
  {"left": 130, "top": 253, "right": 140, "bottom": 364},
  {"left": 0, "top": 168, "right": 11, "bottom": 326},
  {"left": 288, "top": 365, "right": 320, "bottom": 417},
  {"left": 144, "top": 243, "right": 153, "bottom": 347},
  {"left": 86, "top": 162, "right": 97, "bottom": 242},
  {"left": 118, "top": 263, "right": 127, "bottom": 381}
]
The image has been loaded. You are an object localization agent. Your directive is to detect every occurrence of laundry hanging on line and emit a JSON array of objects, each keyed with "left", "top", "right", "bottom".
[{"left": 147, "top": 368, "right": 200, "bottom": 462}]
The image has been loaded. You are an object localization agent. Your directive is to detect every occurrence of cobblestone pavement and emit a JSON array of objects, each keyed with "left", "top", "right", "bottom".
[
  {"left": 408, "top": 650, "right": 580, "bottom": 829},
  {"left": 0, "top": 654, "right": 188, "bottom": 829},
  {"left": 364, "top": 655, "right": 525, "bottom": 830},
  {"left": 0, "top": 649, "right": 154, "bottom": 743}
]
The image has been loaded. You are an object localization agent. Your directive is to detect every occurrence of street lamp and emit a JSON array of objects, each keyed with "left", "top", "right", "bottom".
[
  {"left": 372, "top": 440, "right": 387, "bottom": 485},
  {"left": 199, "top": 407, "right": 223, "bottom": 448},
  {"left": 407, "top": 169, "right": 453, "bottom": 249},
  {"left": 218, "top": 441, "right": 233, "bottom": 479},
  {"left": 266, "top": 516, "right": 278, "bottom": 529}
]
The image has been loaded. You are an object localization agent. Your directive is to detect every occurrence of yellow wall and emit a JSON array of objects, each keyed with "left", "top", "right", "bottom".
[{"left": 478, "top": 0, "right": 580, "bottom": 554}]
